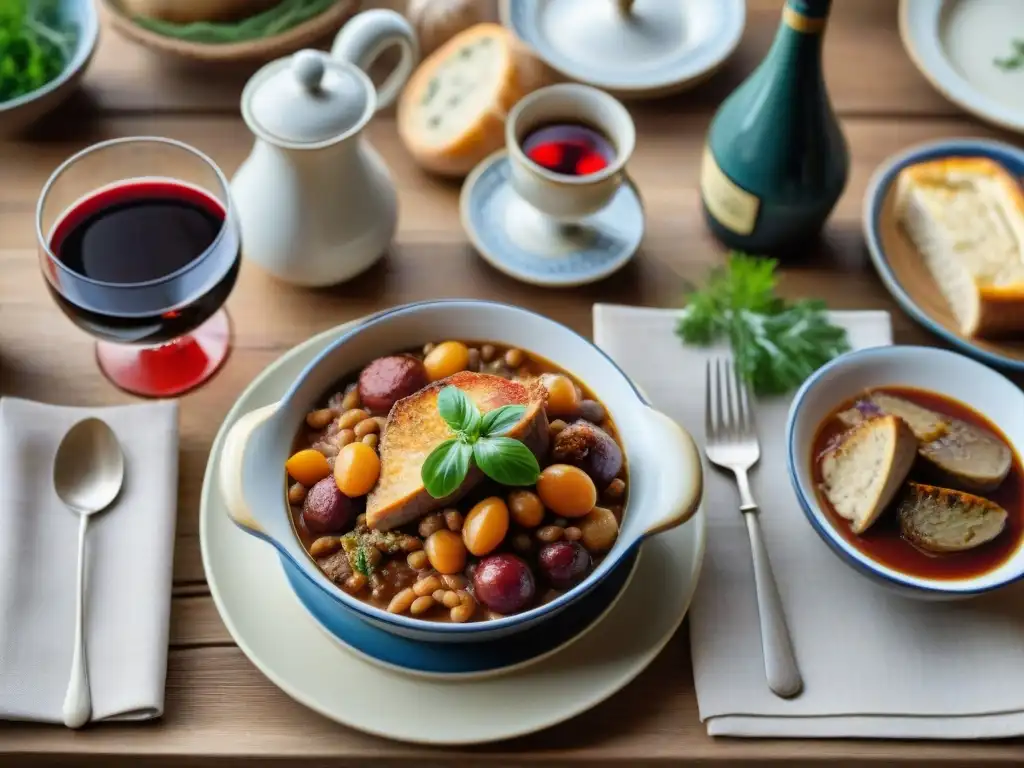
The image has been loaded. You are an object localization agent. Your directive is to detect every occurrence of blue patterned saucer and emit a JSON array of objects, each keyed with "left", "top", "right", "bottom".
[
  {"left": 282, "top": 547, "right": 640, "bottom": 680},
  {"left": 460, "top": 151, "right": 645, "bottom": 287}
]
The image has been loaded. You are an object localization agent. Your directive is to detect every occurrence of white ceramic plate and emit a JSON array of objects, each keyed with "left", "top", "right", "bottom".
[
  {"left": 200, "top": 319, "right": 707, "bottom": 745},
  {"left": 900, "top": 0, "right": 1024, "bottom": 132},
  {"left": 500, "top": 0, "right": 745, "bottom": 98}
]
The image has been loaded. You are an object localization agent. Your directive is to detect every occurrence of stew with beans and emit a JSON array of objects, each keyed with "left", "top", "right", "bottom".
[{"left": 284, "top": 341, "right": 628, "bottom": 623}]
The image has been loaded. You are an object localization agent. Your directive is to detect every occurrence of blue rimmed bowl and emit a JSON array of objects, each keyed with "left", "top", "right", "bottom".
[
  {"left": 218, "top": 300, "right": 703, "bottom": 643},
  {"left": 863, "top": 138, "right": 1024, "bottom": 372},
  {"left": 0, "top": 0, "right": 99, "bottom": 138},
  {"left": 786, "top": 344, "right": 1024, "bottom": 599}
]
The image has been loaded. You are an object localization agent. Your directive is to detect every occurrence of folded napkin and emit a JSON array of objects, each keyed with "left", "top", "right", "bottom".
[
  {"left": 0, "top": 397, "right": 179, "bottom": 723},
  {"left": 595, "top": 304, "right": 1024, "bottom": 740}
]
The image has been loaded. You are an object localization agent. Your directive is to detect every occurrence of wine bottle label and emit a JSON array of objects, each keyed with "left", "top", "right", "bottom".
[
  {"left": 783, "top": 0, "right": 831, "bottom": 33},
  {"left": 700, "top": 146, "right": 759, "bottom": 236}
]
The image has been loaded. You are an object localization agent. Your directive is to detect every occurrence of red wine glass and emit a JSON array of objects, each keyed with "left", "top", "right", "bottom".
[{"left": 36, "top": 137, "right": 241, "bottom": 398}]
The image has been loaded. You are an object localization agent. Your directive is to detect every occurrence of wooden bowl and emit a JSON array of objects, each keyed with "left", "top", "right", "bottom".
[
  {"left": 0, "top": 0, "right": 100, "bottom": 137},
  {"left": 100, "top": 0, "right": 362, "bottom": 63}
]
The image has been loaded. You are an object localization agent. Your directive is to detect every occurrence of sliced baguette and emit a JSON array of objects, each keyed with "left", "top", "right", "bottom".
[
  {"left": 893, "top": 157, "right": 1024, "bottom": 338},
  {"left": 819, "top": 415, "right": 918, "bottom": 534}
]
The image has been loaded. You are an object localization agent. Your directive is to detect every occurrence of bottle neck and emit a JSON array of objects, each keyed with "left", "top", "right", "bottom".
[{"left": 781, "top": 0, "right": 832, "bottom": 36}]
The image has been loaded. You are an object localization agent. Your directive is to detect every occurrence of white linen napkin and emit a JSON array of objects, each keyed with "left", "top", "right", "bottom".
[
  {"left": 595, "top": 304, "right": 1024, "bottom": 740},
  {"left": 0, "top": 397, "right": 179, "bottom": 723}
]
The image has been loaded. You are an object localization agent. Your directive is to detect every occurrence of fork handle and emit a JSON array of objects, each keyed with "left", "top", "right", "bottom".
[{"left": 742, "top": 507, "right": 803, "bottom": 699}]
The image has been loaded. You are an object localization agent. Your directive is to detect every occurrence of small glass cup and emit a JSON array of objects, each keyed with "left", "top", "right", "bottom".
[{"left": 36, "top": 137, "right": 241, "bottom": 398}]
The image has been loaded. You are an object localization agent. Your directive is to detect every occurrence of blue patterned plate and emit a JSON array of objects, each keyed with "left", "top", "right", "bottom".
[
  {"left": 282, "top": 547, "right": 641, "bottom": 680},
  {"left": 500, "top": 0, "right": 745, "bottom": 98},
  {"left": 460, "top": 151, "right": 644, "bottom": 287}
]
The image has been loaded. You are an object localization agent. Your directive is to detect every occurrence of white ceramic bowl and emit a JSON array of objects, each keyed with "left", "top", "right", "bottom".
[
  {"left": 219, "top": 300, "right": 703, "bottom": 642},
  {"left": 787, "top": 345, "right": 1024, "bottom": 599},
  {"left": 0, "top": 0, "right": 99, "bottom": 138}
]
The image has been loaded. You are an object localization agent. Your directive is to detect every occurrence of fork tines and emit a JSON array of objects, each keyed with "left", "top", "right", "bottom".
[{"left": 705, "top": 357, "right": 755, "bottom": 439}]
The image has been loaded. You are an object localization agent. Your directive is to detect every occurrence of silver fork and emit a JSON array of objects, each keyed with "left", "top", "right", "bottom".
[{"left": 704, "top": 357, "right": 803, "bottom": 699}]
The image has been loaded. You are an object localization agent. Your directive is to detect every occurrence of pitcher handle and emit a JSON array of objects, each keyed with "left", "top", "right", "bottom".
[{"left": 331, "top": 9, "right": 419, "bottom": 112}]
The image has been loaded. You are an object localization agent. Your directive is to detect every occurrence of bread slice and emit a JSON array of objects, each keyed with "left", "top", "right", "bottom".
[
  {"left": 819, "top": 415, "right": 918, "bottom": 534},
  {"left": 397, "top": 24, "right": 549, "bottom": 178},
  {"left": 366, "top": 371, "right": 549, "bottom": 531},
  {"left": 893, "top": 157, "right": 1024, "bottom": 338}
]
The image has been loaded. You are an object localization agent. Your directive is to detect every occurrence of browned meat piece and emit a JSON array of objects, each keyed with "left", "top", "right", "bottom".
[
  {"left": 898, "top": 482, "right": 1008, "bottom": 553},
  {"left": 867, "top": 391, "right": 1011, "bottom": 492},
  {"left": 366, "top": 371, "right": 549, "bottom": 531}
]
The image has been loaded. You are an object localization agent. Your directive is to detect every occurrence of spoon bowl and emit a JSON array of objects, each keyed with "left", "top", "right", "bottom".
[
  {"left": 54, "top": 418, "right": 125, "bottom": 516},
  {"left": 53, "top": 417, "right": 125, "bottom": 729}
]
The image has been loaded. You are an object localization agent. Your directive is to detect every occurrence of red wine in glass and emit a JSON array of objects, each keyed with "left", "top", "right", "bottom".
[{"left": 38, "top": 138, "right": 241, "bottom": 398}]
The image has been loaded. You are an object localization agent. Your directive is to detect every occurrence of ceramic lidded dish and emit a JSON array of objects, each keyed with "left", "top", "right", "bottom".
[
  {"left": 218, "top": 300, "right": 703, "bottom": 643},
  {"left": 0, "top": 0, "right": 99, "bottom": 138},
  {"left": 500, "top": 0, "right": 745, "bottom": 98},
  {"left": 786, "top": 345, "right": 1024, "bottom": 599}
]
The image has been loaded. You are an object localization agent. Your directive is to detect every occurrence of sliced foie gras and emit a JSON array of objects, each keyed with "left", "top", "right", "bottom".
[
  {"left": 820, "top": 415, "right": 918, "bottom": 534},
  {"left": 898, "top": 482, "right": 1008, "bottom": 553},
  {"left": 866, "top": 392, "right": 1012, "bottom": 492}
]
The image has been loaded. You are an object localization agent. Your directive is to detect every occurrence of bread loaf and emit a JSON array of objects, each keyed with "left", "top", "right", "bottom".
[
  {"left": 894, "top": 157, "right": 1024, "bottom": 338},
  {"left": 397, "top": 24, "right": 548, "bottom": 178}
]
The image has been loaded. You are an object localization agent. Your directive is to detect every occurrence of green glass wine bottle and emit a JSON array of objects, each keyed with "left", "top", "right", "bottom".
[{"left": 700, "top": 0, "right": 849, "bottom": 255}]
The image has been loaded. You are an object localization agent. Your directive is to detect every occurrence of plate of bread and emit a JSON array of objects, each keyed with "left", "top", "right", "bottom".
[{"left": 864, "top": 138, "right": 1024, "bottom": 370}]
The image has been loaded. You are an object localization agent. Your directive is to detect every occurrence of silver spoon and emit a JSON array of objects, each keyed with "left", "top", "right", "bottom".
[{"left": 53, "top": 418, "right": 124, "bottom": 729}]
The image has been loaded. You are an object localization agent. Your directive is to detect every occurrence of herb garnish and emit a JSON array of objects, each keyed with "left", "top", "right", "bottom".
[
  {"left": 0, "top": 0, "right": 78, "bottom": 104},
  {"left": 676, "top": 252, "right": 850, "bottom": 396},
  {"left": 994, "top": 39, "right": 1024, "bottom": 71},
  {"left": 421, "top": 386, "right": 540, "bottom": 499}
]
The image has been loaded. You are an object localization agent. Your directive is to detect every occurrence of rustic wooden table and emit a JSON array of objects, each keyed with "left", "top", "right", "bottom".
[{"left": 3, "top": 1, "right": 1023, "bottom": 765}]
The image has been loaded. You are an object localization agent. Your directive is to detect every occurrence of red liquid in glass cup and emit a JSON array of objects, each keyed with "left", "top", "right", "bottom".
[{"left": 520, "top": 122, "right": 617, "bottom": 177}]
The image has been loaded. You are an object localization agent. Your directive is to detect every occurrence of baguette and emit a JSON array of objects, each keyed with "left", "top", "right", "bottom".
[{"left": 893, "top": 156, "right": 1024, "bottom": 338}]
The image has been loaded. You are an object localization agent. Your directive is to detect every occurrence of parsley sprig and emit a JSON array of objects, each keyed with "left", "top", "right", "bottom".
[
  {"left": 676, "top": 252, "right": 850, "bottom": 396},
  {"left": 421, "top": 387, "right": 540, "bottom": 499},
  {"left": 995, "top": 39, "right": 1024, "bottom": 71}
]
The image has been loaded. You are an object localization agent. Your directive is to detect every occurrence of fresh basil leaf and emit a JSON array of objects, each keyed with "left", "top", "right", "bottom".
[
  {"left": 437, "top": 386, "right": 480, "bottom": 435},
  {"left": 473, "top": 437, "right": 540, "bottom": 487},
  {"left": 421, "top": 438, "right": 473, "bottom": 498},
  {"left": 479, "top": 405, "right": 526, "bottom": 437}
]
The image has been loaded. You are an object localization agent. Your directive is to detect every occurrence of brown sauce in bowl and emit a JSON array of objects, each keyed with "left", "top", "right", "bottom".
[{"left": 811, "top": 387, "right": 1024, "bottom": 580}]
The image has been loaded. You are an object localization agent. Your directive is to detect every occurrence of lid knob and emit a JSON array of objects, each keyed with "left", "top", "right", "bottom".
[{"left": 292, "top": 50, "right": 325, "bottom": 93}]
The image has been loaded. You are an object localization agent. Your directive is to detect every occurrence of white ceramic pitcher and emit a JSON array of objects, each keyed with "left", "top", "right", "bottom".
[{"left": 231, "top": 10, "right": 418, "bottom": 287}]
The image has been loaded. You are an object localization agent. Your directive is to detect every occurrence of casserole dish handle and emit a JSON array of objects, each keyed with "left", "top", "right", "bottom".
[
  {"left": 637, "top": 407, "right": 703, "bottom": 536},
  {"left": 219, "top": 403, "right": 279, "bottom": 535}
]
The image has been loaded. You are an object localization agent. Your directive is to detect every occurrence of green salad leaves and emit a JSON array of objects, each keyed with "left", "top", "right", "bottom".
[
  {"left": 421, "top": 386, "right": 540, "bottom": 499},
  {"left": 676, "top": 252, "right": 850, "bottom": 396},
  {"left": 0, "top": 0, "right": 77, "bottom": 103}
]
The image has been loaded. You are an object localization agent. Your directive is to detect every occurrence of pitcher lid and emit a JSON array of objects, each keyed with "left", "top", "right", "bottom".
[{"left": 242, "top": 49, "right": 373, "bottom": 147}]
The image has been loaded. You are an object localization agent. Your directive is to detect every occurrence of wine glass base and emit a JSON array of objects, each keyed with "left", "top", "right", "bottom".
[{"left": 95, "top": 309, "right": 232, "bottom": 398}]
